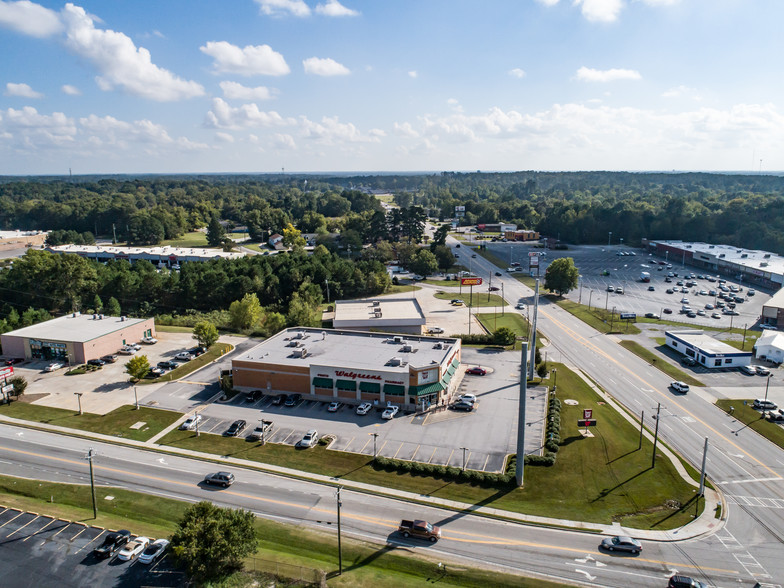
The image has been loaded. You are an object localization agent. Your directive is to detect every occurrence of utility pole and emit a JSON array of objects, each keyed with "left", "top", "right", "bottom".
[
  {"left": 336, "top": 486, "right": 343, "bottom": 575},
  {"left": 85, "top": 448, "right": 97, "bottom": 518},
  {"left": 699, "top": 437, "right": 708, "bottom": 496},
  {"left": 516, "top": 341, "right": 528, "bottom": 487},
  {"left": 325, "top": 279, "right": 330, "bottom": 304},
  {"left": 74, "top": 392, "right": 83, "bottom": 415},
  {"left": 528, "top": 280, "right": 539, "bottom": 381},
  {"left": 460, "top": 447, "right": 468, "bottom": 471},
  {"left": 652, "top": 403, "right": 661, "bottom": 468},
  {"left": 501, "top": 282, "right": 505, "bottom": 316},
  {"left": 371, "top": 433, "right": 379, "bottom": 460},
  {"left": 133, "top": 385, "right": 139, "bottom": 410},
  {"left": 638, "top": 410, "right": 644, "bottom": 450}
]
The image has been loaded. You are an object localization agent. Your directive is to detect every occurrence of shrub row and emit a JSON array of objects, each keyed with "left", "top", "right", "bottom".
[
  {"left": 372, "top": 456, "right": 514, "bottom": 487},
  {"left": 544, "top": 396, "right": 562, "bottom": 456},
  {"left": 457, "top": 333, "right": 496, "bottom": 345}
]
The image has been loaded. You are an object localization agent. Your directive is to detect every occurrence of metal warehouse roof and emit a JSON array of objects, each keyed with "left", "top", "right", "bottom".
[{"left": 2, "top": 313, "right": 149, "bottom": 343}]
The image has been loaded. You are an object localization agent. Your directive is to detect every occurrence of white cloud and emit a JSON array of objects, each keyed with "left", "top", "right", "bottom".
[
  {"left": 574, "top": 0, "right": 623, "bottom": 22},
  {"left": 272, "top": 133, "right": 296, "bottom": 149},
  {"left": 315, "top": 0, "right": 359, "bottom": 17},
  {"left": 300, "top": 115, "right": 381, "bottom": 144},
  {"left": 535, "top": 0, "right": 560, "bottom": 6},
  {"left": 393, "top": 122, "right": 419, "bottom": 138},
  {"left": 662, "top": 85, "right": 701, "bottom": 100},
  {"left": 303, "top": 57, "right": 350, "bottom": 76},
  {"left": 204, "top": 97, "right": 295, "bottom": 130},
  {"left": 575, "top": 66, "right": 641, "bottom": 82},
  {"left": 408, "top": 70, "right": 418, "bottom": 78},
  {"left": 255, "top": 0, "right": 311, "bottom": 17},
  {"left": 0, "top": 0, "right": 62, "bottom": 38},
  {"left": 61, "top": 84, "right": 81, "bottom": 96},
  {"left": 61, "top": 4, "right": 203, "bottom": 101},
  {"left": 215, "top": 131, "right": 235, "bottom": 143},
  {"left": 640, "top": 0, "right": 680, "bottom": 5},
  {"left": 219, "top": 81, "right": 274, "bottom": 100},
  {"left": 508, "top": 68, "right": 526, "bottom": 79},
  {"left": 201, "top": 41, "right": 290, "bottom": 76},
  {"left": 5, "top": 82, "right": 43, "bottom": 98},
  {"left": 1, "top": 106, "right": 76, "bottom": 146}
]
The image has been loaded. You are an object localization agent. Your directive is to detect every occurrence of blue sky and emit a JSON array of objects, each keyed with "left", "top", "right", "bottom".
[{"left": 1, "top": 0, "right": 782, "bottom": 175}]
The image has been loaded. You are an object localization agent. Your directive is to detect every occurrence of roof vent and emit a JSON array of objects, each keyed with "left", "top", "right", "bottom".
[
  {"left": 291, "top": 347, "right": 308, "bottom": 358},
  {"left": 401, "top": 344, "right": 414, "bottom": 353},
  {"left": 372, "top": 300, "right": 381, "bottom": 306},
  {"left": 764, "top": 253, "right": 771, "bottom": 258},
  {"left": 374, "top": 311, "right": 382, "bottom": 318},
  {"left": 322, "top": 331, "right": 327, "bottom": 340},
  {"left": 760, "top": 262, "right": 768, "bottom": 267},
  {"left": 433, "top": 342, "right": 443, "bottom": 349},
  {"left": 393, "top": 336, "right": 403, "bottom": 344},
  {"left": 93, "top": 314, "right": 97, "bottom": 320},
  {"left": 389, "top": 357, "right": 402, "bottom": 366}
]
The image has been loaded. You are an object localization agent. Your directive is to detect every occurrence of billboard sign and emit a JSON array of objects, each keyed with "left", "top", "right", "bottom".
[
  {"left": 455, "top": 205, "right": 465, "bottom": 217},
  {"left": 619, "top": 313, "right": 636, "bottom": 320},
  {"left": 577, "top": 419, "right": 597, "bottom": 427},
  {"left": 460, "top": 277, "right": 483, "bottom": 286},
  {"left": 0, "top": 366, "right": 14, "bottom": 380},
  {"left": 528, "top": 252, "right": 540, "bottom": 256},
  {"left": 583, "top": 409, "right": 593, "bottom": 419},
  {"left": 529, "top": 257, "right": 539, "bottom": 267}
]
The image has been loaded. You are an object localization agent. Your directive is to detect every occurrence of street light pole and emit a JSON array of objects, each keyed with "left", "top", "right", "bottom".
[
  {"left": 652, "top": 402, "right": 662, "bottom": 468},
  {"left": 578, "top": 275, "right": 583, "bottom": 304},
  {"left": 764, "top": 374, "right": 773, "bottom": 403},
  {"left": 133, "top": 385, "right": 139, "bottom": 410},
  {"left": 85, "top": 448, "right": 97, "bottom": 519},
  {"left": 336, "top": 486, "right": 343, "bottom": 575},
  {"left": 371, "top": 433, "right": 379, "bottom": 460},
  {"left": 74, "top": 392, "right": 83, "bottom": 415},
  {"left": 460, "top": 447, "right": 468, "bottom": 471},
  {"left": 588, "top": 289, "right": 593, "bottom": 310},
  {"left": 608, "top": 232, "right": 612, "bottom": 246}
]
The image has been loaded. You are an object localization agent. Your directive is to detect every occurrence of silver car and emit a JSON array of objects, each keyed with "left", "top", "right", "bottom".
[{"left": 600, "top": 535, "right": 642, "bottom": 554}]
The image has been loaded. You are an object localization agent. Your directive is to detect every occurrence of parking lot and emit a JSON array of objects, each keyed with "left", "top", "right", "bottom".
[
  {"left": 0, "top": 507, "right": 184, "bottom": 587},
  {"left": 192, "top": 348, "right": 547, "bottom": 473}
]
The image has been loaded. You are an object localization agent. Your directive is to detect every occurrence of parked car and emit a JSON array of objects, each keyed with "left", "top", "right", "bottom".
[
  {"left": 270, "top": 394, "right": 285, "bottom": 406},
  {"left": 767, "top": 409, "right": 784, "bottom": 422},
  {"left": 147, "top": 367, "right": 165, "bottom": 377},
  {"left": 298, "top": 429, "right": 319, "bottom": 448},
  {"left": 451, "top": 401, "right": 474, "bottom": 412},
  {"left": 4, "top": 358, "right": 23, "bottom": 365},
  {"left": 711, "top": 312, "right": 721, "bottom": 319},
  {"left": 138, "top": 538, "right": 169, "bottom": 564},
  {"left": 606, "top": 285, "right": 614, "bottom": 292},
  {"left": 246, "top": 389, "right": 264, "bottom": 402},
  {"left": 117, "top": 536, "right": 150, "bottom": 562},
  {"left": 670, "top": 381, "right": 690, "bottom": 393},
  {"left": 600, "top": 535, "right": 642, "bottom": 554},
  {"left": 466, "top": 366, "right": 487, "bottom": 376},
  {"left": 141, "top": 336, "right": 158, "bottom": 345},
  {"left": 427, "top": 326, "right": 444, "bottom": 334},
  {"left": 247, "top": 421, "right": 273, "bottom": 441},
  {"left": 157, "top": 360, "right": 178, "bottom": 370},
  {"left": 760, "top": 324, "right": 777, "bottom": 330},
  {"left": 748, "top": 289, "right": 756, "bottom": 296},
  {"left": 755, "top": 365, "right": 770, "bottom": 376},
  {"left": 44, "top": 362, "right": 64, "bottom": 372},
  {"left": 203, "top": 471, "right": 235, "bottom": 487},
  {"left": 459, "top": 393, "right": 478, "bottom": 404},
  {"left": 225, "top": 420, "right": 247, "bottom": 436},
  {"left": 100, "top": 354, "right": 118, "bottom": 363},
  {"left": 686, "top": 312, "right": 697, "bottom": 318},
  {"left": 93, "top": 529, "right": 132, "bottom": 559},
  {"left": 382, "top": 405, "right": 399, "bottom": 420},
  {"left": 644, "top": 312, "right": 660, "bottom": 319},
  {"left": 740, "top": 365, "right": 757, "bottom": 375},
  {"left": 118, "top": 347, "right": 136, "bottom": 355},
  {"left": 681, "top": 357, "right": 697, "bottom": 366},
  {"left": 284, "top": 393, "right": 302, "bottom": 407},
  {"left": 668, "top": 575, "right": 706, "bottom": 588},
  {"left": 174, "top": 351, "right": 194, "bottom": 361},
  {"left": 647, "top": 286, "right": 655, "bottom": 291},
  {"left": 356, "top": 402, "right": 373, "bottom": 415},
  {"left": 327, "top": 401, "right": 342, "bottom": 412},
  {"left": 180, "top": 414, "right": 202, "bottom": 430},
  {"left": 451, "top": 300, "right": 464, "bottom": 306},
  {"left": 663, "top": 308, "right": 673, "bottom": 314},
  {"left": 190, "top": 346, "right": 207, "bottom": 356},
  {"left": 753, "top": 399, "right": 778, "bottom": 410}
]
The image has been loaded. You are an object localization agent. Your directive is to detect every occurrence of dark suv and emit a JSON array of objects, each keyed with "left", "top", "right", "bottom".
[
  {"left": 93, "top": 529, "right": 131, "bottom": 559},
  {"left": 681, "top": 356, "right": 697, "bottom": 366},
  {"left": 668, "top": 576, "right": 705, "bottom": 588},
  {"left": 284, "top": 393, "right": 302, "bottom": 407}
]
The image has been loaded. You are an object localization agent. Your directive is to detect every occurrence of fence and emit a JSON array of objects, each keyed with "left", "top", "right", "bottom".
[{"left": 245, "top": 556, "right": 326, "bottom": 586}]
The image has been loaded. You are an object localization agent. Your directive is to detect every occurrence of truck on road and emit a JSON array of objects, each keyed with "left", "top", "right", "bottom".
[{"left": 398, "top": 519, "right": 442, "bottom": 542}]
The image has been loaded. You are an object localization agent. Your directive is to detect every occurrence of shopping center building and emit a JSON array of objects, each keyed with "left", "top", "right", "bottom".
[{"left": 231, "top": 327, "right": 461, "bottom": 409}]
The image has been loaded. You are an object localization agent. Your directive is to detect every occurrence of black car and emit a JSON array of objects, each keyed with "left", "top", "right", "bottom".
[
  {"left": 93, "top": 529, "right": 131, "bottom": 559},
  {"left": 225, "top": 420, "right": 247, "bottom": 436},
  {"left": 157, "top": 360, "right": 178, "bottom": 370},
  {"left": 190, "top": 346, "right": 207, "bottom": 356},
  {"left": 87, "top": 358, "right": 105, "bottom": 366},
  {"left": 203, "top": 471, "right": 235, "bottom": 487},
  {"left": 668, "top": 575, "right": 706, "bottom": 588},
  {"left": 681, "top": 356, "right": 698, "bottom": 366},
  {"left": 284, "top": 393, "right": 302, "bottom": 407},
  {"left": 270, "top": 394, "right": 285, "bottom": 406},
  {"left": 451, "top": 401, "right": 474, "bottom": 412},
  {"left": 494, "top": 272, "right": 502, "bottom": 276},
  {"left": 246, "top": 389, "right": 264, "bottom": 402}
]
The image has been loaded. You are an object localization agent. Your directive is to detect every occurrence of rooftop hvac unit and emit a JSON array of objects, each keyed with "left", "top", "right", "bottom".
[
  {"left": 741, "top": 254, "right": 748, "bottom": 258},
  {"left": 374, "top": 312, "right": 382, "bottom": 318},
  {"left": 401, "top": 344, "right": 413, "bottom": 352},
  {"left": 322, "top": 331, "right": 327, "bottom": 340},
  {"left": 291, "top": 347, "right": 308, "bottom": 358},
  {"left": 393, "top": 336, "right": 403, "bottom": 344},
  {"left": 372, "top": 300, "right": 381, "bottom": 306},
  {"left": 389, "top": 357, "right": 402, "bottom": 366},
  {"left": 93, "top": 314, "right": 97, "bottom": 320},
  {"left": 433, "top": 343, "right": 443, "bottom": 349},
  {"left": 760, "top": 262, "right": 768, "bottom": 267},
  {"left": 764, "top": 254, "right": 771, "bottom": 258}
]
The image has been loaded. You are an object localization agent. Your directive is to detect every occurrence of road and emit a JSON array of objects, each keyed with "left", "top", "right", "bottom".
[
  {"left": 455, "top": 237, "right": 784, "bottom": 586},
  {"left": 0, "top": 425, "right": 751, "bottom": 587}
]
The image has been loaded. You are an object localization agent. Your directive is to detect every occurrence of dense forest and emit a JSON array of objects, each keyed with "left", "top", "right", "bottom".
[{"left": 2, "top": 171, "right": 783, "bottom": 253}]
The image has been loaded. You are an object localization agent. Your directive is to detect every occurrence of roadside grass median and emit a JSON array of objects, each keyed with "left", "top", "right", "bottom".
[
  {"left": 552, "top": 299, "right": 642, "bottom": 335},
  {"left": 433, "top": 291, "right": 507, "bottom": 308},
  {"left": 0, "top": 403, "right": 180, "bottom": 442},
  {"left": 476, "top": 312, "right": 529, "bottom": 337},
  {"left": 421, "top": 278, "right": 460, "bottom": 287},
  {"left": 475, "top": 248, "right": 507, "bottom": 269},
  {"left": 619, "top": 341, "right": 704, "bottom": 387},
  {"left": 0, "top": 474, "right": 568, "bottom": 588},
  {"left": 716, "top": 399, "right": 784, "bottom": 450},
  {"left": 159, "top": 363, "right": 701, "bottom": 529}
]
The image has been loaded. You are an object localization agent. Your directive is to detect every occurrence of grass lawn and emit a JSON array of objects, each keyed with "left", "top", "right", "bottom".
[
  {"left": 422, "top": 279, "right": 460, "bottom": 287},
  {"left": 141, "top": 342, "right": 233, "bottom": 384},
  {"left": 161, "top": 231, "right": 209, "bottom": 248},
  {"left": 433, "top": 291, "right": 507, "bottom": 308},
  {"left": 619, "top": 341, "right": 704, "bottom": 387},
  {"left": 241, "top": 242, "right": 269, "bottom": 253},
  {"left": 476, "top": 312, "right": 529, "bottom": 337},
  {"left": 553, "top": 299, "right": 642, "bottom": 335},
  {"left": 159, "top": 363, "right": 701, "bottom": 529},
  {"left": 514, "top": 274, "right": 538, "bottom": 288},
  {"left": 0, "top": 475, "right": 567, "bottom": 588},
  {"left": 716, "top": 399, "right": 784, "bottom": 450},
  {"left": 386, "top": 284, "right": 422, "bottom": 295},
  {"left": 0, "top": 403, "right": 180, "bottom": 442},
  {"left": 154, "top": 325, "right": 194, "bottom": 333}
]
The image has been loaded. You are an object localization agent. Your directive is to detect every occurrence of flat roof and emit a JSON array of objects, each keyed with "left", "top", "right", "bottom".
[
  {"left": 765, "top": 287, "right": 784, "bottom": 310},
  {"left": 2, "top": 313, "right": 149, "bottom": 343},
  {"left": 333, "top": 298, "right": 425, "bottom": 326},
  {"left": 48, "top": 244, "right": 245, "bottom": 260},
  {"left": 236, "top": 327, "right": 458, "bottom": 373},
  {"left": 0, "top": 230, "right": 46, "bottom": 239},
  {"left": 666, "top": 329, "right": 751, "bottom": 357},
  {"left": 650, "top": 240, "right": 784, "bottom": 280}
]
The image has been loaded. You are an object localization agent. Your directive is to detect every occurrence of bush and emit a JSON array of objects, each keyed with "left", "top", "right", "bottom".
[{"left": 459, "top": 333, "right": 495, "bottom": 345}]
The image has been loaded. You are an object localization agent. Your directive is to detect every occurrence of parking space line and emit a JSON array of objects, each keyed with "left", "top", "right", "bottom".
[
  {"left": 410, "top": 444, "right": 422, "bottom": 461},
  {"left": 23, "top": 517, "right": 54, "bottom": 541},
  {"left": 425, "top": 447, "right": 437, "bottom": 463},
  {"left": 6, "top": 514, "right": 39, "bottom": 538},
  {"left": 446, "top": 448, "right": 454, "bottom": 465},
  {"left": 75, "top": 530, "right": 104, "bottom": 554},
  {"left": 69, "top": 525, "right": 88, "bottom": 543},
  {"left": 358, "top": 437, "right": 371, "bottom": 453},
  {"left": 392, "top": 443, "right": 404, "bottom": 459},
  {"left": 342, "top": 436, "right": 355, "bottom": 451},
  {"left": 281, "top": 430, "right": 298, "bottom": 444},
  {"left": 0, "top": 510, "right": 24, "bottom": 529},
  {"left": 51, "top": 521, "right": 72, "bottom": 538},
  {"left": 481, "top": 454, "right": 490, "bottom": 472}
]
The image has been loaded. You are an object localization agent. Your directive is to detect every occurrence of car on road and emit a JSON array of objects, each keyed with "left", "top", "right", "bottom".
[
  {"left": 327, "top": 401, "right": 342, "bottom": 412},
  {"left": 157, "top": 360, "right": 179, "bottom": 370},
  {"left": 427, "top": 326, "right": 444, "bottom": 334},
  {"left": 516, "top": 303, "right": 526, "bottom": 310},
  {"left": 739, "top": 365, "right": 757, "bottom": 375},
  {"left": 356, "top": 402, "right": 373, "bottom": 415},
  {"left": 494, "top": 272, "right": 502, "bottom": 276},
  {"left": 606, "top": 285, "right": 614, "bottom": 292},
  {"left": 451, "top": 401, "right": 474, "bottom": 412},
  {"left": 117, "top": 536, "right": 150, "bottom": 561},
  {"left": 681, "top": 357, "right": 697, "bottom": 366},
  {"left": 382, "top": 405, "right": 399, "bottom": 419},
  {"left": 647, "top": 285, "right": 655, "bottom": 291},
  {"left": 174, "top": 351, "right": 194, "bottom": 361},
  {"left": 451, "top": 299, "right": 464, "bottom": 306},
  {"left": 298, "top": 429, "right": 319, "bottom": 448},
  {"left": 663, "top": 308, "right": 672, "bottom": 314},
  {"left": 284, "top": 393, "right": 302, "bottom": 407},
  {"left": 138, "top": 538, "right": 169, "bottom": 564},
  {"left": 711, "top": 312, "right": 721, "bottom": 319},
  {"left": 225, "top": 420, "right": 247, "bottom": 436},
  {"left": 471, "top": 254, "right": 477, "bottom": 258},
  {"left": 466, "top": 366, "right": 487, "bottom": 376},
  {"left": 670, "top": 381, "right": 690, "bottom": 393},
  {"left": 44, "top": 362, "right": 64, "bottom": 372},
  {"left": 755, "top": 365, "right": 770, "bottom": 376},
  {"left": 753, "top": 399, "right": 778, "bottom": 410},
  {"left": 488, "top": 286, "right": 500, "bottom": 291},
  {"left": 668, "top": 575, "right": 706, "bottom": 588},
  {"left": 93, "top": 529, "right": 131, "bottom": 559},
  {"left": 100, "top": 354, "right": 118, "bottom": 363},
  {"left": 644, "top": 313, "right": 660, "bottom": 319},
  {"left": 600, "top": 535, "right": 642, "bottom": 554},
  {"left": 180, "top": 414, "right": 202, "bottom": 430},
  {"left": 203, "top": 471, "right": 235, "bottom": 487}
]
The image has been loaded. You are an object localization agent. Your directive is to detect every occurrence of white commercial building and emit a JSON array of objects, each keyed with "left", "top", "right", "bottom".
[
  {"left": 754, "top": 331, "right": 784, "bottom": 365},
  {"left": 47, "top": 244, "right": 245, "bottom": 266},
  {"left": 332, "top": 298, "right": 426, "bottom": 334},
  {"left": 665, "top": 329, "right": 752, "bottom": 369}
]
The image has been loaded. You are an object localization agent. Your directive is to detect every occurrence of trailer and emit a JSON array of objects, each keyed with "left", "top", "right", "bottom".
[{"left": 640, "top": 271, "right": 650, "bottom": 282}]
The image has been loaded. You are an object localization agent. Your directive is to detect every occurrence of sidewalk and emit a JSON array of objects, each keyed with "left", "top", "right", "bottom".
[{"left": 0, "top": 409, "right": 722, "bottom": 543}]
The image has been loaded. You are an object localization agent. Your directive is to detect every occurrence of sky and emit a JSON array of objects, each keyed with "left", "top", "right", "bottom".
[{"left": 1, "top": 0, "right": 783, "bottom": 175}]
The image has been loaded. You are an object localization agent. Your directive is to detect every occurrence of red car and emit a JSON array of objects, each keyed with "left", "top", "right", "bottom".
[
  {"left": 488, "top": 286, "right": 500, "bottom": 292},
  {"left": 466, "top": 366, "right": 487, "bottom": 376}
]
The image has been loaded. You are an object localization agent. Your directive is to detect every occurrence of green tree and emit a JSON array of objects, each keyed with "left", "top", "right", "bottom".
[
  {"left": 286, "top": 292, "right": 321, "bottom": 327},
  {"left": 171, "top": 501, "right": 258, "bottom": 582},
  {"left": 8, "top": 376, "right": 27, "bottom": 400},
  {"left": 207, "top": 214, "right": 226, "bottom": 247},
  {"left": 92, "top": 294, "right": 103, "bottom": 314},
  {"left": 544, "top": 257, "right": 579, "bottom": 296},
  {"left": 125, "top": 355, "right": 151, "bottom": 382},
  {"left": 410, "top": 249, "right": 439, "bottom": 278},
  {"left": 106, "top": 297, "right": 121, "bottom": 316},
  {"left": 229, "top": 293, "right": 263, "bottom": 331},
  {"left": 193, "top": 320, "right": 219, "bottom": 348},
  {"left": 431, "top": 245, "right": 455, "bottom": 272},
  {"left": 281, "top": 222, "right": 306, "bottom": 248},
  {"left": 432, "top": 223, "right": 451, "bottom": 247},
  {"left": 261, "top": 311, "right": 287, "bottom": 336},
  {"left": 493, "top": 327, "right": 516, "bottom": 346},
  {"left": 537, "top": 362, "right": 548, "bottom": 378}
]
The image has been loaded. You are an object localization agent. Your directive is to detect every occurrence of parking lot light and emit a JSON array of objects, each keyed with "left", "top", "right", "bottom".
[
  {"left": 370, "top": 432, "right": 379, "bottom": 459},
  {"left": 74, "top": 392, "right": 83, "bottom": 415},
  {"left": 460, "top": 447, "right": 468, "bottom": 471},
  {"left": 764, "top": 374, "right": 773, "bottom": 403},
  {"left": 551, "top": 368, "right": 557, "bottom": 390},
  {"left": 133, "top": 384, "right": 139, "bottom": 410}
]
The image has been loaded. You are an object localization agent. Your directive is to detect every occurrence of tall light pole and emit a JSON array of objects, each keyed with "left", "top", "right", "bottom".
[
  {"left": 608, "top": 232, "right": 612, "bottom": 246},
  {"left": 588, "top": 289, "right": 594, "bottom": 310},
  {"left": 652, "top": 402, "right": 662, "bottom": 469},
  {"left": 336, "top": 486, "right": 343, "bottom": 575},
  {"left": 578, "top": 275, "right": 583, "bottom": 304},
  {"left": 85, "top": 448, "right": 97, "bottom": 518},
  {"left": 764, "top": 374, "right": 773, "bottom": 403},
  {"left": 460, "top": 447, "right": 468, "bottom": 471},
  {"left": 74, "top": 392, "right": 83, "bottom": 415},
  {"left": 133, "top": 384, "right": 139, "bottom": 410},
  {"left": 324, "top": 279, "right": 330, "bottom": 304},
  {"left": 516, "top": 341, "right": 528, "bottom": 487},
  {"left": 371, "top": 432, "right": 379, "bottom": 460}
]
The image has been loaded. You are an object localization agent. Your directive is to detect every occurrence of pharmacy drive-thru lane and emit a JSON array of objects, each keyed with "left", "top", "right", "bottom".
[
  {"left": 461, "top": 241, "right": 784, "bottom": 585},
  {"left": 0, "top": 424, "right": 748, "bottom": 588}
]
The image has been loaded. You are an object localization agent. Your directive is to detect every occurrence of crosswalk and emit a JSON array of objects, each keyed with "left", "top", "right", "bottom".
[{"left": 725, "top": 494, "right": 784, "bottom": 509}]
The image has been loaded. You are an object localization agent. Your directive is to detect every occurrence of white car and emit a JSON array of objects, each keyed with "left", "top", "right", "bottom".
[
  {"left": 356, "top": 402, "right": 372, "bottom": 415},
  {"left": 118, "top": 347, "right": 136, "bottom": 355},
  {"left": 299, "top": 429, "right": 319, "bottom": 448},
  {"left": 753, "top": 399, "right": 778, "bottom": 410},
  {"left": 141, "top": 336, "right": 158, "bottom": 345},
  {"left": 670, "top": 381, "right": 689, "bottom": 393},
  {"left": 459, "top": 393, "right": 478, "bottom": 405},
  {"left": 739, "top": 365, "right": 757, "bottom": 375},
  {"left": 428, "top": 326, "right": 444, "bottom": 334},
  {"left": 755, "top": 366, "right": 770, "bottom": 376},
  {"left": 516, "top": 303, "right": 526, "bottom": 310},
  {"left": 327, "top": 401, "right": 342, "bottom": 412},
  {"left": 44, "top": 362, "right": 63, "bottom": 372},
  {"left": 117, "top": 536, "right": 150, "bottom": 561},
  {"left": 179, "top": 414, "right": 202, "bottom": 430},
  {"left": 138, "top": 538, "right": 169, "bottom": 564},
  {"left": 174, "top": 352, "right": 194, "bottom": 361},
  {"left": 382, "top": 405, "right": 399, "bottom": 420}
]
